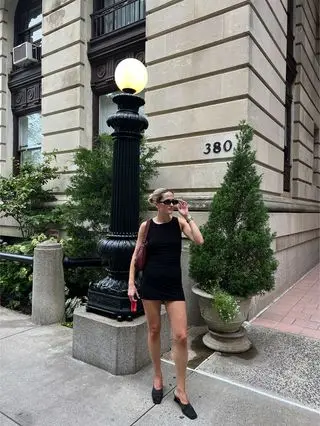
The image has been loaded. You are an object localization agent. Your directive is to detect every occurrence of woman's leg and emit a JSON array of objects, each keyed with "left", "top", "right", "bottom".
[
  {"left": 142, "top": 300, "right": 163, "bottom": 389},
  {"left": 165, "top": 301, "right": 189, "bottom": 403}
]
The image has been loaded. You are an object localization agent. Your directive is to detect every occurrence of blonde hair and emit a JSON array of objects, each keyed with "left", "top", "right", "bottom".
[{"left": 148, "top": 188, "right": 173, "bottom": 205}]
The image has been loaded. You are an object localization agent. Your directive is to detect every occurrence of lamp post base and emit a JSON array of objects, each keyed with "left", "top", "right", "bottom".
[
  {"left": 87, "top": 287, "right": 143, "bottom": 321},
  {"left": 87, "top": 233, "right": 144, "bottom": 320}
]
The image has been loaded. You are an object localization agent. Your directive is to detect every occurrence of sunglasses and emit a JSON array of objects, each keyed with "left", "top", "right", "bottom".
[{"left": 160, "top": 198, "right": 179, "bottom": 206}]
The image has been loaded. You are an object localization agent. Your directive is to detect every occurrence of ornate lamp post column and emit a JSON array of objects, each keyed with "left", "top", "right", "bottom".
[{"left": 87, "top": 59, "right": 148, "bottom": 320}]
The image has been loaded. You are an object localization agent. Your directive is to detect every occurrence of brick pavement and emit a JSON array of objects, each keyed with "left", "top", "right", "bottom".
[{"left": 252, "top": 264, "right": 320, "bottom": 339}]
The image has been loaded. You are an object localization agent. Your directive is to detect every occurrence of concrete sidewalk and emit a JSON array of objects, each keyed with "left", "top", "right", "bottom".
[{"left": 1, "top": 307, "right": 319, "bottom": 426}]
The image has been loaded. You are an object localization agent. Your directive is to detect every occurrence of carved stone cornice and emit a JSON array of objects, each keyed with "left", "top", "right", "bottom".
[{"left": 8, "top": 64, "right": 41, "bottom": 114}]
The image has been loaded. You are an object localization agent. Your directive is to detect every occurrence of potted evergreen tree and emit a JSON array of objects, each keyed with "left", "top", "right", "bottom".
[{"left": 190, "top": 122, "right": 278, "bottom": 352}]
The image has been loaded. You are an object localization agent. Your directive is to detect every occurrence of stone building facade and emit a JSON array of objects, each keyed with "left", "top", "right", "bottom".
[{"left": 0, "top": 0, "right": 319, "bottom": 321}]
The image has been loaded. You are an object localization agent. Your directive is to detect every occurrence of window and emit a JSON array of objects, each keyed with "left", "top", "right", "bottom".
[
  {"left": 99, "top": 92, "right": 120, "bottom": 134},
  {"left": 283, "top": 0, "right": 297, "bottom": 192},
  {"left": 15, "top": 0, "right": 42, "bottom": 46},
  {"left": 93, "top": 0, "right": 145, "bottom": 38},
  {"left": 317, "top": 14, "right": 319, "bottom": 65},
  {"left": 313, "top": 125, "right": 319, "bottom": 187},
  {"left": 18, "top": 113, "right": 42, "bottom": 165},
  {"left": 99, "top": 91, "right": 145, "bottom": 134}
]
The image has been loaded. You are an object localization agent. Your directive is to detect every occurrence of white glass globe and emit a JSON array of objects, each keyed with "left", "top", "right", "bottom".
[{"left": 114, "top": 58, "right": 148, "bottom": 94}]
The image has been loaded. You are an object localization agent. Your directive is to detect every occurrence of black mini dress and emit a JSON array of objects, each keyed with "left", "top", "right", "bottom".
[{"left": 140, "top": 216, "right": 185, "bottom": 301}]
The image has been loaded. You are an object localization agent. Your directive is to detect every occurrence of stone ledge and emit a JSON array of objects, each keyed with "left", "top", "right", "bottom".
[
  {"left": 73, "top": 305, "right": 171, "bottom": 375},
  {"left": 276, "top": 229, "right": 320, "bottom": 252},
  {"left": 168, "top": 195, "right": 320, "bottom": 213}
]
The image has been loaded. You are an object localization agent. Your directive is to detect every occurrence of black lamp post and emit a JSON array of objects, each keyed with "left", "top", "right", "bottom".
[{"left": 87, "top": 59, "right": 148, "bottom": 320}]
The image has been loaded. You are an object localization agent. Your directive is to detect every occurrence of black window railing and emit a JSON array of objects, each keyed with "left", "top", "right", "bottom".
[{"left": 92, "top": 0, "right": 145, "bottom": 38}]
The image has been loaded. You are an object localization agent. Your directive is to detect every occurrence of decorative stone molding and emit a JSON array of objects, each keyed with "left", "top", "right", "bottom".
[
  {"left": 166, "top": 195, "right": 320, "bottom": 213},
  {"left": 11, "top": 81, "right": 41, "bottom": 113},
  {"left": 8, "top": 62, "right": 41, "bottom": 114}
]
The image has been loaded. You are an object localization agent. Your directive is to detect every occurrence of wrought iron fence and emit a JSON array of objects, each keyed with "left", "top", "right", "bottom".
[
  {"left": 63, "top": 257, "right": 102, "bottom": 268},
  {"left": 92, "top": 0, "right": 145, "bottom": 38},
  {"left": 0, "top": 252, "right": 33, "bottom": 264},
  {"left": 0, "top": 252, "right": 102, "bottom": 269}
]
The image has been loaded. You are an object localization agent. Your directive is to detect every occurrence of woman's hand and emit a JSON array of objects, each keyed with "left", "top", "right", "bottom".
[
  {"left": 128, "top": 283, "right": 140, "bottom": 301},
  {"left": 177, "top": 200, "right": 189, "bottom": 218}
]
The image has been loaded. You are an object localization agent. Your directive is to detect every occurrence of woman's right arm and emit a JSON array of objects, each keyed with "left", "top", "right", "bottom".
[{"left": 128, "top": 221, "right": 147, "bottom": 300}]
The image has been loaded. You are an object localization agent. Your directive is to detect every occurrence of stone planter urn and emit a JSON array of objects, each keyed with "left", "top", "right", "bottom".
[{"left": 192, "top": 285, "right": 252, "bottom": 353}]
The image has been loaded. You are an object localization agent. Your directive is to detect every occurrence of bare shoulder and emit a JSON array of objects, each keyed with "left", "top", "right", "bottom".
[
  {"left": 140, "top": 220, "right": 147, "bottom": 229},
  {"left": 139, "top": 219, "right": 151, "bottom": 232}
]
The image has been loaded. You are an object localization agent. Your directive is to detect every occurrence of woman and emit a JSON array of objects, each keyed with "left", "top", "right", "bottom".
[{"left": 128, "top": 188, "right": 204, "bottom": 420}]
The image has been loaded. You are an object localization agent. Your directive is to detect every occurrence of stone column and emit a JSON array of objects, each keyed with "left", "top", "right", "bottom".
[
  {"left": 145, "top": 0, "right": 252, "bottom": 325},
  {"left": 42, "top": 0, "right": 93, "bottom": 200},
  {"left": 32, "top": 241, "right": 65, "bottom": 325},
  {"left": 0, "top": 0, "right": 8, "bottom": 176}
]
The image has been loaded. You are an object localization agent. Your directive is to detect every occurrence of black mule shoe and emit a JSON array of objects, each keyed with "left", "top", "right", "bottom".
[
  {"left": 174, "top": 394, "right": 197, "bottom": 420},
  {"left": 152, "top": 386, "right": 163, "bottom": 404}
]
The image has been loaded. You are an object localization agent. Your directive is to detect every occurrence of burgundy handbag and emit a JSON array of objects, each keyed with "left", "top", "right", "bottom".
[{"left": 135, "top": 219, "right": 151, "bottom": 272}]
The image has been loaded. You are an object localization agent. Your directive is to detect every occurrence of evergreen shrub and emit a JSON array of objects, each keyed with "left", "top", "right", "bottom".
[{"left": 189, "top": 122, "right": 278, "bottom": 321}]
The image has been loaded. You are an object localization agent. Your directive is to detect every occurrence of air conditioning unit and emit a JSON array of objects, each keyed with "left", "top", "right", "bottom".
[{"left": 13, "top": 42, "right": 38, "bottom": 66}]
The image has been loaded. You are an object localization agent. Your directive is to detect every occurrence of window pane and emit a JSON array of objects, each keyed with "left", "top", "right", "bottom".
[
  {"left": 99, "top": 92, "right": 120, "bottom": 134},
  {"left": 95, "top": 0, "right": 144, "bottom": 36},
  {"left": 104, "top": 13, "right": 114, "bottom": 33},
  {"left": 19, "top": 113, "right": 42, "bottom": 148},
  {"left": 103, "top": 0, "right": 114, "bottom": 7},
  {"left": 99, "top": 91, "right": 145, "bottom": 134},
  {"left": 28, "top": 113, "right": 42, "bottom": 147},
  {"left": 140, "top": 0, "right": 145, "bottom": 18},
  {"left": 19, "top": 116, "right": 28, "bottom": 148},
  {"left": 18, "top": 113, "right": 42, "bottom": 164},
  {"left": 114, "top": 2, "right": 139, "bottom": 29},
  {"left": 16, "top": 3, "right": 42, "bottom": 45},
  {"left": 32, "top": 26, "right": 42, "bottom": 42},
  {"left": 28, "top": 9, "right": 42, "bottom": 29},
  {"left": 21, "top": 148, "right": 42, "bottom": 165}
]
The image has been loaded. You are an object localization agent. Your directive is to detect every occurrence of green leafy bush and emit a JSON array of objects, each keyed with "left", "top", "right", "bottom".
[
  {"left": 59, "top": 133, "right": 159, "bottom": 255},
  {"left": 213, "top": 289, "right": 240, "bottom": 322},
  {"left": 64, "top": 285, "right": 87, "bottom": 323},
  {"left": 0, "top": 157, "right": 60, "bottom": 238},
  {"left": 59, "top": 133, "right": 160, "bottom": 299},
  {"left": 189, "top": 122, "right": 278, "bottom": 322},
  {"left": 0, "top": 134, "right": 160, "bottom": 319},
  {"left": 0, "top": 157, "right": 61, "bottom": 313},
  {"left": 0, "top": 234, "right": 54, "bottom": 313}
]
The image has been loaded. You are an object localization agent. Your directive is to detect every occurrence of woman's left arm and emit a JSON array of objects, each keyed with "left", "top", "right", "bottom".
[{"left": 178, "top": 200, "right": 204, "bottom": 245}]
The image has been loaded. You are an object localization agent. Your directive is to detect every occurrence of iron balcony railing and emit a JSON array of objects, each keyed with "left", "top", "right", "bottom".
[{"left": 92, "top": 0, "right": 145, "bottom": 38}]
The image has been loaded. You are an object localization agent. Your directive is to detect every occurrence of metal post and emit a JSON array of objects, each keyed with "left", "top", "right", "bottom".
[{"left": 87, "top": 93, "right": 148, "bottom": 320}]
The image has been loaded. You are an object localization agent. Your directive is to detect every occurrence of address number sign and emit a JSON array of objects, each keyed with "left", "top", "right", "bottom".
[{"left": 203, "top": 140, "right": 233, "bottom": 155}]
